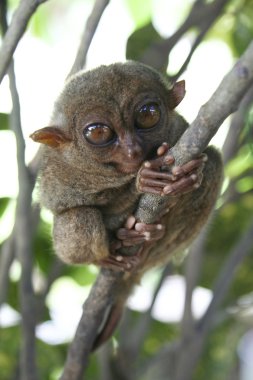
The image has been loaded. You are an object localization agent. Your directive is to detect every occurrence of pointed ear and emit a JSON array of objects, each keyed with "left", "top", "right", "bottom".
[
  {"left": 168, "top": 80, "right": 186, "bottom": 109},
  {"left": 30, "top": 126, "right": 72, "bottom": 148}
]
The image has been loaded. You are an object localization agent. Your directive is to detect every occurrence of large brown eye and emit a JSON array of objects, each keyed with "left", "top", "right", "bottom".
[
  {"left": 135, "top": 103, "right": 161, "bottom": 129},
  {"left": 83, "top": 124, "right": 115, "bottom": 146}
]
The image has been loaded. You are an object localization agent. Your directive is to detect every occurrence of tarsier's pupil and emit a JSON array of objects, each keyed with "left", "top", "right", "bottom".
[
  {"left": 136, "top": 103, "right": 161, "bottom": 129},
  {"left": 84, "top": 124, "right": 114, "bottom": 145}
]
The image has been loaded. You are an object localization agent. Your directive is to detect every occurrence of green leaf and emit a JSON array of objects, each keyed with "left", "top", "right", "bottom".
[
  {"left": 126, "top": 22, "right": 164, "bottom": 62},
  {"left": 226, "top": 145, "right": 253, "bottom": 179},
  {"left": 66, "top": 265, "right": 97, "bottom": 287},
  {"left": 34, "top": 218, "right": 54, "bottom": 273},
  {"left": 0, "top": 197, "right": 10, "bottom": 218},
  {"left": 231, "top": 2, "right": 253, "bottom": 56},
  {"left": 0, "top": 113, "right": 9, "bottom": 131},
  {"left": 0, "top": 326, "right": 20, "bottom": 379}
]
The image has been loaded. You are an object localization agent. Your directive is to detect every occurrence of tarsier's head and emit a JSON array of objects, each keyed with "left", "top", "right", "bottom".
[{"left": 31, "top": 62, "right": 186, "bottom": 175}]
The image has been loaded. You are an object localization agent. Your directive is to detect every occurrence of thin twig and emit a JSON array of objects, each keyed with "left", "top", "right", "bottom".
[
  {"left": 118, "top": 264, "right": 173, "bottom": 364},
  {"left": 180, "top": 225, "right": 210, "bottom": 339},
  {"left": 222, "top": 84, "right": 253, "bottom": 163},
  {"left": 170, "top": 25, "right": 213, "bottom": 82},
  {"left": 0, "top": 235, "right": 15, "bottom": 307},
  {"left": 9, "top": 60, "right": 38, "bottom": 380},
  {"left": 139, "top": 0, "right": 229, "bottom": 72},
  {"left": 0, "top": 0, "right": 48, "bottom": 84},
  {"left": 68, "top": 0, "right": 110, "bottom": 77}
]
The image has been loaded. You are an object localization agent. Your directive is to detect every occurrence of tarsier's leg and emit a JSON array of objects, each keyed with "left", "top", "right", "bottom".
[
  {"left": 53, "top": 206, "right": 150, "bottom": 271},
  {"left": 99, "top": 216, "right": 165, "bottom": 271},
  {"left": 53, "top": 207, "right": 110, "bottom": 264}
]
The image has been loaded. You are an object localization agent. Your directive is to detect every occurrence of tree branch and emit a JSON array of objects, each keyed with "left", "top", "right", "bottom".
[
  {"left": 68, "top": 0, "right": 110, "bottom": 77},
  {"left": 0, "top": 0, "right": 48, "bottom": 84},
  {"left": 222, "top": 84, "right": 253, "bottom": 163},
  {"left": 139, "top": 0, "right": 229, "bottom": 73},
  {"left": 117, "top": 264, "right": 173, "bottom": 365},
  {"left": 62, "top": 39, "right": 253, "bottom": 380},
  {"left": 9, "top": 62, "right": 38, "bottom": 380},
  {"left": 0, "top": 235, "right": 15, "bottom": 307},
  {"left": 180, "top": 225, "right": 210, "bottom": 339},
  {"left": 60, "top": 269, "right": 123, "bottom": 380},
  {"left": 0, "top": 1, "right": 38, "bottom": 377}
]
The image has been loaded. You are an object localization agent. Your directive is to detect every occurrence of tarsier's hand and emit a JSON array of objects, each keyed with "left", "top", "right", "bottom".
[{"left": 137, "top": 142, "right": 207, "bottom": 196}]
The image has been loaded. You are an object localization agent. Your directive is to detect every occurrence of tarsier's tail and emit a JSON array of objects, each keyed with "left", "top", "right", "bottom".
[
  {"left": 92, "top": 272, "right": 139, "bottom": 351},
  {"left": 92, "top": 302, "right": 124, "bottom": 350}
]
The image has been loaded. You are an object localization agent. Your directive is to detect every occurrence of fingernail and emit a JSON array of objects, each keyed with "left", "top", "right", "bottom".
[
  {"left": 156, "top": 224, "right": 163, "bottom": 230},
  {"left": 164, "top": 186, "right": 172, "bottom": 194},
  {"left": 144, "top": 161, "right": 151, "bottom": 168},
  {"left": 116, "top": 256, "right": 123, "bottom": 262},
  {"left": 157, "top": 147, "right": 164, "bottom": 155},
  {"left": 144, "top": 232, "right": 151, "bottom": 240},
  {"left": 126, "top": 215, "right": 136, "bottom": 229},
  {"left": 135, "top": 223, "right": 143, "bottom": 231},
  {"left": 164, "top": 156, "right": 174, "bottom": 164},
  {"left": 172, "top": 167, "right": 180, "bottom": 175}
]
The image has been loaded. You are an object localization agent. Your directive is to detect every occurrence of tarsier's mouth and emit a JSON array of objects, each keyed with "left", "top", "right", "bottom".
[{"left": 106, "top": 160, "right": 143, "bottom": 175}]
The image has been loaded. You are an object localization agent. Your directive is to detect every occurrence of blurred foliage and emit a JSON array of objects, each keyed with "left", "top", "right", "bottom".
[
  {"left": 230, "top": 0, "right": 253, "bottom": 56},
  {"left": 196, "top": 319, "right": 243, "bottom": 380},
  {"left": 0, "top": 197, "right": 10, "bottom": 219},
  {"left": 125, "top": 0, "right": 153, "bottom": 28},
  {"left": 1, "top": 0, "right": 253, "bottom": 379},
  {"left": 0, "top": 326, "right": 20, "bottom": 380},
  {"left": 0, "top": 113, "right": 9, "bottom": 130},
  {"left": 34, "top": 218, "right": 54, "bottom": 273},
  {"left": 126, "top": 22, "right": 165, "bottom": 62}
]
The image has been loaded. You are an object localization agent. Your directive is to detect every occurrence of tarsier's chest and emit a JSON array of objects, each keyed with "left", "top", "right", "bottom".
[{"left": 97, "top": 183, "right": 140, "bottom": 232}]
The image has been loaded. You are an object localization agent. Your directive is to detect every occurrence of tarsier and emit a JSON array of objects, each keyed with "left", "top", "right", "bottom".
[{"left": 31, "top": 61, "right": 223, "bottom": 347}]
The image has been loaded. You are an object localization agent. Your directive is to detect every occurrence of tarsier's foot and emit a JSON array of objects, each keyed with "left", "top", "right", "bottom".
[
  {"left": 98, "top": 252, "right": 142, "bottom": 272},
  {"left": 116, "top": 215, "right": 165, "bottom": 246},
  {"left": 137, "top": 142, "right": 207, "bottom": 196},
  {"left": 99, "top": 216, "right": 165, "bottom": 272}
]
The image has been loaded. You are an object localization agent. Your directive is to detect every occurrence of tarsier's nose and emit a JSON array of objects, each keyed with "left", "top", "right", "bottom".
[
  {"left": 126, "top": 143, "right": 143, "bottom": 160},
  {"left": 122, "top": 133, "right": 143, "bottom": 161}
]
